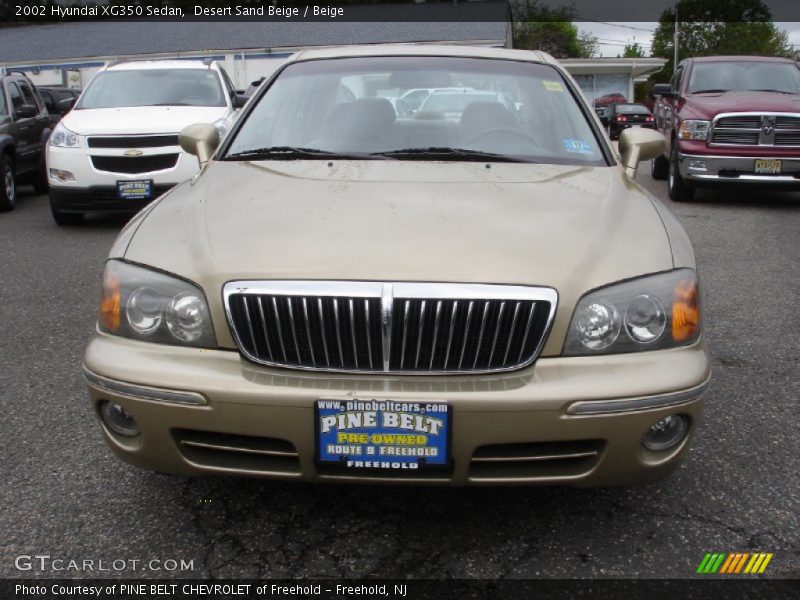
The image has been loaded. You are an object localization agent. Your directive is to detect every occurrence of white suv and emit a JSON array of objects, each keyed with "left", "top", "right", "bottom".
[{"left": 47, "top": 60, "right": 243, "bottom": 225}]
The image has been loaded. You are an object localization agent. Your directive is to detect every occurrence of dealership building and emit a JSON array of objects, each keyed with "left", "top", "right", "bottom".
[{"left": 0, "top": 11, "right": 665, "bottom": 105}]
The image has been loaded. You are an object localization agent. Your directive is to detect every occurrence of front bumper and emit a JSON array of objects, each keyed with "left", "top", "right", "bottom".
[
  {"left": 678, "top": 151, "right": 800, "bottom": 184},
  {"left": 83, "top": 333, "right": 711, "bottom": 486}
]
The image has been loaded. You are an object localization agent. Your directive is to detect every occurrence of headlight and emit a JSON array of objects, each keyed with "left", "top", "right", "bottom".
[
  {"left": 563, "top": 269, "right": 700, "bottom": 356},
  {"left": 50, "top": 122, "right": 80, "bottom": 148},
  {"left": 211, "top": 117, "right": 230, "bottom": 140},
  {"left": 678, "top": 120, "right": 710, "bottom": 141},
  {"left": 98, "top": 260, "right": 215, "bottom": 348}
]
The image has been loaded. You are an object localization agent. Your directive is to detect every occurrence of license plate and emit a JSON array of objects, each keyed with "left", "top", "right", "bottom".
[
  {"left": 117, "top": 180, "right": 153, "bottom": 200},
  {"left": 315, "top": 399, "right": 450, "bottom": 471},
  {"left": 754, "top": 159, "right": 781, "bottom": 174}
]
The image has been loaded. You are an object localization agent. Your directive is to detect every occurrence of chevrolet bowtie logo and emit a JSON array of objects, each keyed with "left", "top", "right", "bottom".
[{"left": 123, "top": 149, "right": 144, "bottom": 157}]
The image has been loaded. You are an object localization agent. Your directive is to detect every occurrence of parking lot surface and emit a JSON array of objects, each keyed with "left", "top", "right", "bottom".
[{"left": 1, "top": 172, "right": 798, "bottom": 579}]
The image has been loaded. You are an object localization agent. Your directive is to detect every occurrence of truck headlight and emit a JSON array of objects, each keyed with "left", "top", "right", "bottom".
[
  {"left": 98, "top": 260, "right": 215, "bottom": 348},
  {"left": 50, "top": 122, "right": 80, "bottom": 148},
  {"left": 564, "top": 269, "right": 700, "bottom": 356},
  {"left": 678, "top": 120, "right": 710, "bottom": 141}
]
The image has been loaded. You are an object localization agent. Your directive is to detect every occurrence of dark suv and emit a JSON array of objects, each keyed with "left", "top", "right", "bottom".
[{"left": 0, "top": 72, "right": 51, "bottom": 211}]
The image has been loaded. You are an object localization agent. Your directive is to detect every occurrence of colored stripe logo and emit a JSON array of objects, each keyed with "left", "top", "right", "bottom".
[{"left": 697, "top": 552, "right": 773, "bottom": 574}]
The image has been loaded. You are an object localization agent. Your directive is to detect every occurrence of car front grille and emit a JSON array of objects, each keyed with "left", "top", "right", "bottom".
[
  {"left": 87, "top": 135, "right": 179, "bottom": 148},
  {"left": 710, "top": 113, "right": 800, "bottom": 147},
  {"left": 224, "top": 281, "right": 557, "bottom": 374},
  {"left": 90, "top": 154, "right": 179, "bottom": 174}
]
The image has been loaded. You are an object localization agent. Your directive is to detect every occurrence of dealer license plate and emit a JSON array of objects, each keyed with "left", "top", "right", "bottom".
[
  {"left": 315, "top": 399, "right": 450, "bottom": 471},
  {"left": 754, "top": 159, "right": 781, "bottom": 175},
  {"left": 117, "top": 180, "right": 153, "bottom": 200}
]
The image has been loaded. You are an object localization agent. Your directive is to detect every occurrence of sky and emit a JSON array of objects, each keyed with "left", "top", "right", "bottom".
[{"left": 578, "top": 21, "right": 800, "bottom": 57}]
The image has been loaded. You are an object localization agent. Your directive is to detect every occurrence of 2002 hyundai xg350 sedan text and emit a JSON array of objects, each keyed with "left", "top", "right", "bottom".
[{"left": 83, "top": 46, "right": 710, "bottom": 486}]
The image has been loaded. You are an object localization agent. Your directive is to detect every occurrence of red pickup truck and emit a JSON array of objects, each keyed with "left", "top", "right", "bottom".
[{"left": 651, "top": 55, "right": 800, "bottom": 201}]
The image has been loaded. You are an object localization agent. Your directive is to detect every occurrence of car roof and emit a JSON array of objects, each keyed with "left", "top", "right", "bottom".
[
  {"left": 686, "top": 55, "right": 798, "bottom": 64},
  {"left": 105, "top": 60, "right": 217, "bottom": 71},
  {"left": 288, "top": 44, "right": 556, "bottom": 66}
]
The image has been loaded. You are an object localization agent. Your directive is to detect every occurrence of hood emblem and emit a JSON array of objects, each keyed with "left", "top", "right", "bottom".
[
  {"left": 124, "top": 149, "right": 144, "bottom": 157},
  {"left": 761, "top": 115, "right": 776, "bottom": 136}
]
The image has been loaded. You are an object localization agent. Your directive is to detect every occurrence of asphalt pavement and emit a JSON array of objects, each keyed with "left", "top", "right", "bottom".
[{"left": 0, "top": 170, "right": 798, "bottom": 580}]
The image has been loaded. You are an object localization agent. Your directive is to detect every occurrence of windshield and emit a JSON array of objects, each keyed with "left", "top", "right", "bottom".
[
  {"left": 77, "top": 68, "right": 226, "bottom": 109},
  {"left": 225, "top": 56, "right": 606, "bottom": 165},
  {"left": 615, "top": 104, "right": 650, "bottom": 114},
  {"left": 688, "top": 61, "right": 800, "bottom": 94}
]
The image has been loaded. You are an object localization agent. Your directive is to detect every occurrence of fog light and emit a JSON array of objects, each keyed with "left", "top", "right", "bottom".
[
  {"left": 642, "top": 414, "right": 688, "bottom": 451},
  {"left": 49, "top": 168, "right": 76, "bottom": 182},
  {"left": 99, "top": 400, "right": 140, "bottom": 437},
  {"left": 688, "top": 159, "right": 707, "bottom": 172}
]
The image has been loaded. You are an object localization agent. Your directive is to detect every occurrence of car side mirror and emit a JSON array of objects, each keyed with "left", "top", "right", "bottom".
[
  {"left": 59, "top": 97, "right": 76, "bottom": 113},
  {"left": 618, "top": 128, "right": 666, "bottom": 178},
  {"left": 179, "top": 123, "right": 220, "bottom": 165},
  {"left": 15, "top": 104, "right": 38, "bottom": 119},
  {"left": 233, "top": 93, "right": 248, "bottom": 109},
  {"left": 651, "top": 83, "right": 677, "bottom": 99}
]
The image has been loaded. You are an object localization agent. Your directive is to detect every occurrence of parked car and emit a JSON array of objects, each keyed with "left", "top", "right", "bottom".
[
  {"left": 386, "top": 96, "right": 413, "bottom": 118},
  {"left": 652, "top": 55, "right": 800, "bottom": 201},
  {"left": 0, "top": 71, "right": 51, "bottom": 211},
  {"left": 46, "top": 59, "right": 246, "bottom": 225},
  {"left": 418, "top": 89, "right": 516, "bottom": 121},
  {"left": 400, "top": 87, "right": 474, "bottom": 112},
  {"left": 37, "top": 86, "right": 80, "bottom": 126},
  {"left": 84, "top": 45, "right": 708, "bottom": 486},
  {"left": 593, "top": 92, "right": 627, "bottom": 108},
  {"left": 604, "top": 103, "right": 656, "bottom": 140}
]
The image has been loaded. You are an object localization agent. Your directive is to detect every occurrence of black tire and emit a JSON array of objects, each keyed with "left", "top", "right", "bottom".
[
  {"left": 31, "top": 158, "right": 49, "bottom": 194},
  {"left": 0, "top": 154, "right": 17, "bottom": 212},
  {"left": 651, "top": 153, "right": 669, "bottom": 180},
  {"left": 49, "top": 192, "right": 83, "bottom": 225},
  {"left": 667, "top": 143, "right": 695, "bottom": 202}
]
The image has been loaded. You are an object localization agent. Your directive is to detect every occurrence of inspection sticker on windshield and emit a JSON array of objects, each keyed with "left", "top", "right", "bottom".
[
  {"left": 315, "top": 399, "right": 450, "bottom": 470},
  {"left": 563, "top": 139, "right": 594, "bottom": 155},
  {"left": 542, "top": 80, "right": 564, "bottom": 92}
]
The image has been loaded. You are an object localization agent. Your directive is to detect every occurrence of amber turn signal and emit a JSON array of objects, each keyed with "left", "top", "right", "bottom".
[
  {"left": 672, "top": 279, "right": 699, "bottom": 342},
  {"left": 99, "top": 266, "right": 121, "bottom": 332}
]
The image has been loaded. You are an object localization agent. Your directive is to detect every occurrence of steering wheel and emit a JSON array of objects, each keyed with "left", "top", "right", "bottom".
[{"left": 466, "top": 127, "right": 538, "bottom": 145}]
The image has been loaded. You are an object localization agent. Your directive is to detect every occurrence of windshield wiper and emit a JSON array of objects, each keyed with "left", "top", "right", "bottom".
[
  {"left": 225, "top": 146, "right": 388, "bottom": 161},
  {"left": 691, "top": 89, "right": 729, "bottom": 94},
  {"left": 748, "top": 89, "right": 799, "bottom": 94},
  {"left": 374, "top": 147, "right": 530, "bottom": 162}
]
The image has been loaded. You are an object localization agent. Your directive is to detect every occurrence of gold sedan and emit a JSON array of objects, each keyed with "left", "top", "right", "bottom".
[{"left": 84, "top": 45, "right": 709, "bottom": 485}]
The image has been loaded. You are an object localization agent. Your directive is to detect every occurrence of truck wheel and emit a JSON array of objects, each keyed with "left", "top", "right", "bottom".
[
  {"left": 31, "top": 159, "right": 49, "bottom": 194},
  {"left": 0, "top": 154, "right": 16, "bottom": 212},
  {"left": 49, "top": 192, "right": 83, "bottom": 226},
  {"left": 668, "top": 145, "right": 695, "bottom": 202},
  {"left": 651, "top": 154, "right": 669, "bottom": 180}
]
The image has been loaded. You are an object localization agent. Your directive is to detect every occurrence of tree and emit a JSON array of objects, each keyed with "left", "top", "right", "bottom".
[
  {"left": 512, "top": 0, "right": 598, "bottom": 58},
  {"left": 651, "top": 0, "right": 799, "bottom": 81},
  {"left": 620, "top": 43, "right": 646, "bottom": 58}
]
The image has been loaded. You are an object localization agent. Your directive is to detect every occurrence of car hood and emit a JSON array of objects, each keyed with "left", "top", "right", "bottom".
[
  {"left": 63, "top": 106, "right": 228, "bottom": 136},
  {"left": 123, "top": 160, "right": 676, "bottom": 353},
  {"left": 683, "top": 91, "right": 800, "bottom": 119}
]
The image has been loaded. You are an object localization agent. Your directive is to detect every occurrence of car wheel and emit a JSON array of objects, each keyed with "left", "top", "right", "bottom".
[
  {"left": 651, "top": 153, "right": 669, "bottom": 180},
  {"left": 667, "top": 144, "right": 695, "bottom": 202},
  {"left": 0, "top": 154, "right": 17, "bottom": 212},
  {"left": 31, "top": 159, "right": 49, "bottom": 194},
  {"left": 49, "top": 192, "right": 83, "bottom": 226}
]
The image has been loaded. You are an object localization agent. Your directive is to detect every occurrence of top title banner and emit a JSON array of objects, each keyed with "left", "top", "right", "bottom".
[{"left": 5, "top": 0, "right": 800, "bottom": 23}]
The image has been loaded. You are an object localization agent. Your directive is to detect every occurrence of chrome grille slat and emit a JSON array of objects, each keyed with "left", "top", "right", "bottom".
[{"left": 225, "top": 282, "right": 556, "bottom": 374}]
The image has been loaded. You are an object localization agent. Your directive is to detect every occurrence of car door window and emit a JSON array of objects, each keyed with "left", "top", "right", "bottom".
[
  {"left": 17, "top": 81, "right": 38, "bottom": 109},
  {"left": 40, "top": 90, "right": 56, "bottom": 113},
  {"left": 0, "top": 85, "right": 8, "bottom": 116},
  {"left": 8, "top": 82, "right": 24, "bottom": 113}
]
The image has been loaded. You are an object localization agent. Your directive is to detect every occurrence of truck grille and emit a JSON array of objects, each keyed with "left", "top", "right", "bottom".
[
  {"left": 710, "top": 113, "right": 800, "bottom": 147},
  {"left": 91, "top": 154, "right": 179, "bottom": 174},
  {"left": 87, "top": 135, "right": 179, "bottom": 148},
  {"left": 224, "top": 282, "right": 557, "bottom": 374}
]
